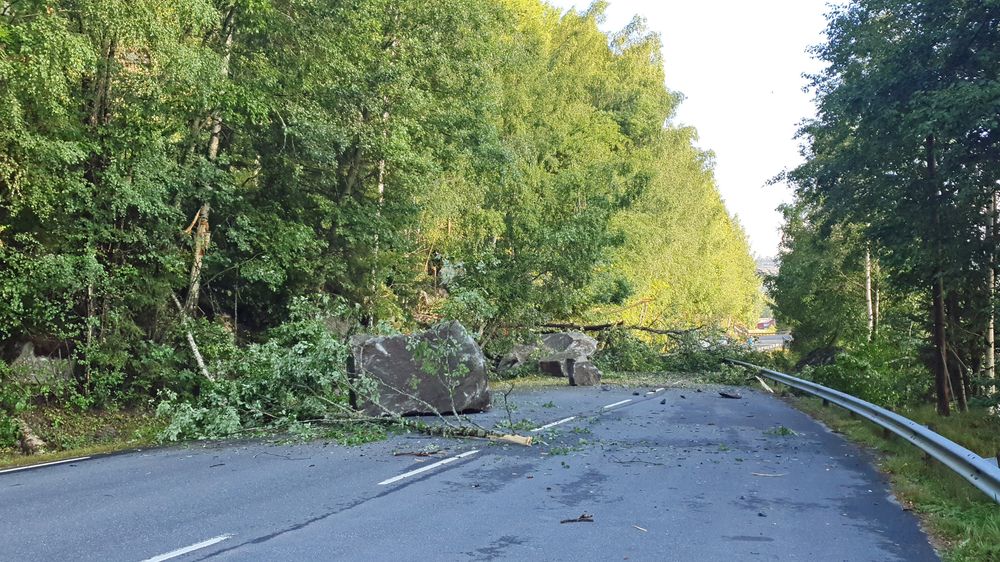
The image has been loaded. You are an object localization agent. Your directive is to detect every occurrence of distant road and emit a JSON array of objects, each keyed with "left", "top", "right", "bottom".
[
  {"left": 753, "top": 332, "right": 793, "bottom": 351},
  {"left": 1, "top": 386, "right": 935, "bottom": 561}
]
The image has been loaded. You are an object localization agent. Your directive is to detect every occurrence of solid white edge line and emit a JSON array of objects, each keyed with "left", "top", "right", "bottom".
[
  {"left": 0, "top": 456, "right": 91, "bottom": 475},
  {"left": 603, "top": 399, "right": 632, "bottom": 409},
  {"left": 378, "top": 450, "right": 480, "bottom": 486},
  {"left": 530, "top": 416, "right": 576, "bottom": 432},
  {"left": 141, "top": 534, "right": 233, "bottom": 562}
]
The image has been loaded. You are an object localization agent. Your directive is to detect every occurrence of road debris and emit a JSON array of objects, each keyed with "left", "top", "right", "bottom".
[
  {"left": 751, "top": 472, "right": 787, "bottom": 477},
  {"left": 561, "top": 513, "right": 594, "bottom": 524},
  {"left": 719, "top": 391, "right": 743, "bottom": 399},
  {"left": 393, "top": 450, "right": 441, "bottom": 457},
  {"left": 755, "top": 376, "right": 774, "bottom": 394}
]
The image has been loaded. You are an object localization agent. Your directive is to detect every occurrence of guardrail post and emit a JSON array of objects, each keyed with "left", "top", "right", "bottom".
[
  {"left": 822, "top": 398, "right": 829, "bottom": 407},
  {"left": 922, "top": 425, "right": 935, "bottom": 463}
]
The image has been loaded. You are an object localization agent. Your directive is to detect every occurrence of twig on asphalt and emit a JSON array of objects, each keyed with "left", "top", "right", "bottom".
[
  {"left": 608, "top": 455, "right": 665, "bottom": 466},
  {"left": 560, "top": 513, "right": 594, "bottom": 524}
]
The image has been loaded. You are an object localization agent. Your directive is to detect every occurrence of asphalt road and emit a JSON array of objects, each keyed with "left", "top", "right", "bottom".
[
  {"left": 0, "top": 385, "right": 938, "bottom": 561},
  {"left": 753, "top": 333, "right": 793, "bottom": 351}
]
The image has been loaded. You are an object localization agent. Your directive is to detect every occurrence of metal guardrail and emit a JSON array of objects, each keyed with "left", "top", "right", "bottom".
[{"left": 726, "top": 359, "right": 1000, "bottom": 505}]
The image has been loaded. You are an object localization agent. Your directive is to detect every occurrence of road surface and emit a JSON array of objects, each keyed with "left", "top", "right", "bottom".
[
  {"left": 753, "top": 333, "right": 793, "bottom": 351},
  {"left": 0, "top": 385, "right": 937, "bottom": 561}
]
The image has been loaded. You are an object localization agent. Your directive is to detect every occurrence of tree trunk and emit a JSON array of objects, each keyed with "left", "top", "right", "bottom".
[
  {"left": 184, "top": 203, "right": 211, "bottom": 314},
  {"left": 933, "top": 276, "right": 952, "bottom": 416},
  {"left": 987, "top": 192, "right": 997, "bottom": 390},
  {"left": 865, "top": 246, "right": 874, "bottom": 342},
  {"left": 927, "top": 135, "right": 951, "bottom": 416},
  {"left": 873, "top": 281, "right": 880, "bottom": 337},
  {"left": 946, "top": 292, "right": 968, "bottom": 412},
  {"left": 184, "top": 14, "right": 233, "bottom": 316},
  {"left": 85, "top": 283, "right": 95, "bottom": 389},
  {"left": 171, "top": 294, "right": 212, "bottom": 381}
]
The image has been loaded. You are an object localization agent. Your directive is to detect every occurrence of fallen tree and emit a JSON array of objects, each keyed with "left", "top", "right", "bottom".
[{"left": 539, "top": 322, "right": 702, "bottom": 339}]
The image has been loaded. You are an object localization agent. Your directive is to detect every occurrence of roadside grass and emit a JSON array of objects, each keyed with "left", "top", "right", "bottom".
[
  {"left": 0, "top": 407, "right": 164, "bottom": 469},
  {"left": 792, "top": 396, "right": 1000, "bottom": 562}
]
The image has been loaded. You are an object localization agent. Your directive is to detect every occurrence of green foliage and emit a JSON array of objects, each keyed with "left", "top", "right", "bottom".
[
  {"left": 659, "top": 329, "right": 753, "bottom": 373},
  {"left": 322, "top": 422, "right": 387, "bottom": 446},
  {"left": 764, "top": 426, "right": 798, "bottom": 437},
  {"left": 593, "top": 329, "right": 665, "bottom": 372},
  {"left": 1, "top": 0, "right": 762, "bottom": 443},
  {"left": 602, "top": 128, "right": 763, "bottom": 331},
  {"left": 0, "top": 368, "right": 29, "bottom": 448},
  {"left": 156, "top": 297, "right": 357, "bottom": 440},
  {"left": 768, "top": 203, "right": 870, "bottom": 351},
  {"left": 494, "top": 418, "right": 535, "bottom": 431},
  {"left": 801, "top": 336, "right": 928, "bottom": 408},
  {"left": 782, "top": 0, "right": 1000, "bottom": 413}
]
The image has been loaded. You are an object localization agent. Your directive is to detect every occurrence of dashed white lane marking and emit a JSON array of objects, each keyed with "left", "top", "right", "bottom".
[
  {"left": 603, "top": 399, "right": 632, "bottom": 410},
  {"left": 141, "top": 534, "right": 233, "bottom": 562},
  {"left": 531, "top": 416, "right": 576, "bottom": 432},
  {"left": 0, "top": 456, "right": 91, "bottom": 475},
  {"left": 378, "top": 450, "right": 480, "bottom": 486},
  {"left": 645, "top": 387, "right": 666, "bottom": 396}
]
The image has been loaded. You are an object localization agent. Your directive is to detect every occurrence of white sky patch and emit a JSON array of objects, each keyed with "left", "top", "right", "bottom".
[{"left": 546, "top": 0, "right": 845, "bottom": 257}]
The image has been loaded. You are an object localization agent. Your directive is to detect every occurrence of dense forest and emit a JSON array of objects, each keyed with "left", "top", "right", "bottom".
[
  {"left": 771, "top": 0, "right": 1000, "bottom": 415},
  {"left": 0, "top": 0, "right": 760, "bottom": 439}
]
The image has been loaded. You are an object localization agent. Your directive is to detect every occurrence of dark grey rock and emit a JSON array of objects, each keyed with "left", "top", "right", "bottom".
[
  {"left": 350, "top": 321, "right": 491, "bottom": 416},
  {"left": 498, "top": 332, "right": 603, "bottom": 385},
  {"left": 568, "top": 361, "right": 600, "bottom": 386},
  {"left": 537, "top": 359, "right": 565, "bottom": 377},
  {"left": 497, "top": 342, "right": 543, "bottom": 372},
  {"left": 538, "top": 332, "right": 597, "bottom": 363},
  {"left": 11, "top": 342, "right": 75, "bottom": 385},
  {"left": 498, "top": 332, "right": 598, "bottom": 374}
]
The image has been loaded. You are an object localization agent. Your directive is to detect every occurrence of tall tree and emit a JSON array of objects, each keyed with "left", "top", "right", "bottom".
[{"left": 788, "top": 0, "right": 1000, "bottom": 414}]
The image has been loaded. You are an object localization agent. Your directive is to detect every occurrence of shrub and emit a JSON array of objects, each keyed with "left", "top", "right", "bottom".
[
  {"left": 593, "top": 328, "right": 665, "bottom": 372},
  {"left": 0, "top": 365, "right": 29, "bottom": 448},
  {"left": 801, "top": 337, "right": 926, "bottom": 407},
  {"left": 156, "top": 296, "right": 362, "bottom": 440}
]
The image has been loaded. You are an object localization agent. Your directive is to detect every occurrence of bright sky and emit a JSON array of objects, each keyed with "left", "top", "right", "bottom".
[{"left": 547, "top": 0, "right": 839, "bottom": 258}]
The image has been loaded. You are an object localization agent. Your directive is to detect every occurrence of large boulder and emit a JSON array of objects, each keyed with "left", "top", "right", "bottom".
[
  {"left": 500, "top": 332, "right": 601, "bottom": 386},
  {"left": 496, "top": 342, "right": 541, "bottom": 372},
  {"left": 10, "top": 342, "right": 75, "bottom": 385},
  {"left": 350, "top": 321, "right": 491, "bottom": 416},
  {"left": 539, "top": 332, "right": 598, "bottom": 362},
  {"left": 499, "top": 332, "right": 598, "bottom": 371},
  {"left": 568, "top": 360, "right": 601, "bottom": 387}
]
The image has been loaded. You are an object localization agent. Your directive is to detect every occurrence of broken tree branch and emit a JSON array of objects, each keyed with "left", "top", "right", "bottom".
[
  {"left": 539, "top": 322, "right": 702, "bottom": 339},
  {"left": 171, "top": 293, "right": 213, "bottom": 381}
]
